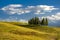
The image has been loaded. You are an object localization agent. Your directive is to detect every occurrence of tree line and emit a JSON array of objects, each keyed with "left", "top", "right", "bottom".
[{"left": 28, "top": 17, "right": 48, "bottom": 25}]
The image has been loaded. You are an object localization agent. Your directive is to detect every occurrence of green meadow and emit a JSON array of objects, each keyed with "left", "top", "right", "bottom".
[{"left": 0, "top": 22, "right": 60, "bottom": 40}]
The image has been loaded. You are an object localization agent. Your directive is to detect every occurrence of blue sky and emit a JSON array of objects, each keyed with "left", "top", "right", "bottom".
[
  {"left": 0, "top": 0, "right": 60, "bottom": 7},
  {"left": 0, "top": 0, "right": 60, "bottom": 26}
]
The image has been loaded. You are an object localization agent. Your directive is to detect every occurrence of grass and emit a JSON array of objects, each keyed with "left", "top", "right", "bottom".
[{"left": 0, "top": 22, "right": 60, "bottom": 40}]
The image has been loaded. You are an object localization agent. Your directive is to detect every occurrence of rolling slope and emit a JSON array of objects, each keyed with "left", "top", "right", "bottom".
[{"left": 0, "top": 22, "right": 60, "bottom": 40}]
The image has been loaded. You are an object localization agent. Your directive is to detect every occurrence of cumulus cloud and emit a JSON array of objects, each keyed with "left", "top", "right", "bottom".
[
  {"left": 1, "top": 16, "right": 18, "bottom": 22},
  {"left": 9, "top": 4, "right": 22, "bottom": 7},
  {"left": 1, "top": 4, "right": 31, "bottom": 15},
  {"left": 1, "top": 16, "right": 28, "bottom": 22},
  {"left": 38, "top": 12, "right": 60, "bottom": 23},
  {"left": 27, "top": 5, "right": 58, "bottom": 14},
  {"left": 1, "top": 4, "right": 58, "bottom": 15},
  {"left": 46, "top": 12, "right": 60, "bottom": 20},
  {"left": 19, "top": 19, "right": 28, "bottom": 23}
]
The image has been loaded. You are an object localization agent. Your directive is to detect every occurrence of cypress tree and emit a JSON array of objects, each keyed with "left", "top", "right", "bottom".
[
  {"left": 34, "top": 17, "right": 40, "bottom": 25},
  {"left": 28, "top": 17, "right": 40, "bottom": 25},
  {"left": 45, "top": 18, "right": 48, "bottom": 25},
  {"left": 41, "top": 18, "right": 45, "bottom": 25},
  {"left": 41, "top": 18, "right": 48, "bottom": 25}
]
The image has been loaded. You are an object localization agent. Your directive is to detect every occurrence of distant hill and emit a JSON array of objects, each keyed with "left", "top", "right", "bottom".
[{"left": 49, "top": 21, "right": 60, "bottom": 27}]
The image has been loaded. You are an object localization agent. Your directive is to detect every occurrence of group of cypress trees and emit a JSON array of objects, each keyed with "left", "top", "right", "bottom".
[{"left": 28, "top": 17, "right": 48, "bottom": 25}]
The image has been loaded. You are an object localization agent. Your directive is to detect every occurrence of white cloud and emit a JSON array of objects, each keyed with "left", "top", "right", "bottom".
[
  {"left": 1, "top": 4, "right": 31, "bottom": 15},
  {"left": 1, "top": 4, "right": 58, "bottom": 15},
  {"left": 38, "top": 12, "right": 60, "bottom": 23},
  {"left": 27, "top": 6, "right": 35, "bottom": 9},
  {"left": 19, "top": 19, "right": 28, "bottom": 23},
  {"left": 2, "top": 16, "right": 18, "bottom": 22},
  {"left": 0, "top": 16, "right": 28, "bottom": 22},
  {"left": 9, "top": 4, "right": 22, "bottom": 7},
  {"left": 38, "top": 5, "right": 57, "bottom": 11},
  {"left": 46, "top": 12, "right": 60, "bottom": 20},
  {"left": 27, "top": 5, "right": 58, "bottom": 14}
]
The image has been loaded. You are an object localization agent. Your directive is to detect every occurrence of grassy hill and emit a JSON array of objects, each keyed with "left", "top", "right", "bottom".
[{"left": 0, "top": 22, "right": 60, "bottom": 40}]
